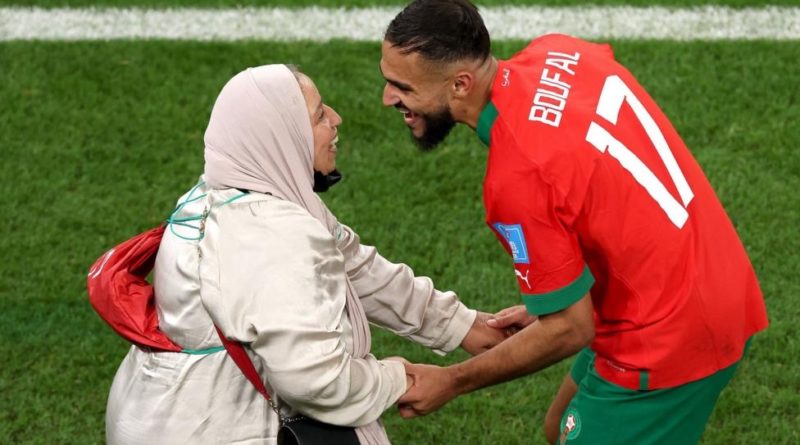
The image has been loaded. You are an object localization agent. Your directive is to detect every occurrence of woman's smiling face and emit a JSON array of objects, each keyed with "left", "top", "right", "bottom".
[{"left": 296, "top": 73, "right": 343, "bottom": 175}]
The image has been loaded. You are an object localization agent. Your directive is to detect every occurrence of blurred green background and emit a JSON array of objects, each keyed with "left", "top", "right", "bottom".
[{"left": 1, "top": 2, "right": 798, "bottom": 444}]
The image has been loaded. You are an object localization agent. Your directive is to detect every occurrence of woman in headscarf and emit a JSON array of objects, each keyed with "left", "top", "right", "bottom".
[{"left": 105, "top": 64, "right": 504, "bottom": 444}]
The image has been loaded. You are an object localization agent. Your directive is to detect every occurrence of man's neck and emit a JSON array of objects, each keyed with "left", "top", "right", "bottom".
[{"left": 459, "top": 56, "right": 498, "bottom": 130}]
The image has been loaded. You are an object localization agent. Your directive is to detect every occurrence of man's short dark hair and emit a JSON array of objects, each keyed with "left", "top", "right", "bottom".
[{"left": 385, "top": 0, "right": 490, "bottom": 64}]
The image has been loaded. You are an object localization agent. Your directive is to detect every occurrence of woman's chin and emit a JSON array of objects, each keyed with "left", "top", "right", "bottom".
[{"left": 317, "top": 165, "right": 335, "bottom": 175}]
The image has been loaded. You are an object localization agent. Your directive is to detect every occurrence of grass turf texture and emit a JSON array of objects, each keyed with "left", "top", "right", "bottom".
[
  {"left": 2, "top": 0, "right": 799, "bottom": 8},
  {"left": 1, "top": 39, "right": 798, "bottom": 444}
]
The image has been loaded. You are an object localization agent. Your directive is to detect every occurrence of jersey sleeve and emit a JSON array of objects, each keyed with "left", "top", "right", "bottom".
[{"left": 487, "top": 171, "right": 594, "bottom": 316}]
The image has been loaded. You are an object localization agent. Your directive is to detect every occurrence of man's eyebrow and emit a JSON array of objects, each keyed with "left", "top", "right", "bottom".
[
  {"left": 379, "top": 63, "right": 414, "bottom": 93},
  {"left": 387, "top": 78, "right": 414, "bottom": 93}
]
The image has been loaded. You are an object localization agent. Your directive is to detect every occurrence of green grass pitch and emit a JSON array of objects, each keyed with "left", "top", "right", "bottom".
[{"left": 1, "top": 6, "right": 799, "bottom": 445}]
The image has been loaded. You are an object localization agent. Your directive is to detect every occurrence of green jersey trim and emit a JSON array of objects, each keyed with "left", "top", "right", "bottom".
[
  {"left": 522, "top": 265, "right": 595, "bottom": 316},
  {"left": 477, "top": 101, "right": 498, "bottom": 146},
  {"left": 639, "top": 369, "right": 650, "bottom": 391}
]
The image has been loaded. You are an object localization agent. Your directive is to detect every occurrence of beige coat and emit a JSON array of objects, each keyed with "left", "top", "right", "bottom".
[{"left": 106, "top": 185, "right": 476, "bottom": 444}]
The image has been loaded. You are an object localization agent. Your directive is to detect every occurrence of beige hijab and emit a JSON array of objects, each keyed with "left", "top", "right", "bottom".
[{"left": 203, "top": 65, "right": 386, "bottom": 444}]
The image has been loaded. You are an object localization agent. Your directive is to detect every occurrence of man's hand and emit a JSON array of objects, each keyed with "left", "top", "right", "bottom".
[
  {"left": 400, "top": 296, "right": 592, "bottom": 422},
  {"left": 487, "top": 304, "right": 537, "bottom": 334},
  {"left": 397, "top": 363, "right": 459, "bottom": 419},
  {"left": 385, "top": 356, "right": 414, "bottom": 390},
  {"left": 460, "top": 311, "right": 511, "bottom": 355}
]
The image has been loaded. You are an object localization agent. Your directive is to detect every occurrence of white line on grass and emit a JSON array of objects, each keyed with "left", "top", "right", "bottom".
[{"left": 1, "top": 6, "right": 798, "bottom": 41}]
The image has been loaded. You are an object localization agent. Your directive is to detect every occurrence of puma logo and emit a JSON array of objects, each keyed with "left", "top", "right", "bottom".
[{"left": 514, "top": 269, "right": 531, "bottom": 287}]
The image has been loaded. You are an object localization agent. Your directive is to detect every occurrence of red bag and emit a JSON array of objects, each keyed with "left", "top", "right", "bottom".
[
  {"left": 87, "top": 225, "right": 271, "bottom": 400},
  {"left": 87, "top": 225, "right": 181, "bottom": 352}
]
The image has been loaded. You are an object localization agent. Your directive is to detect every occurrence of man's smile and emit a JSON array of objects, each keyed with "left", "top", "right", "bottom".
[{"left": 395, "top": 104, "right": 419, "bottom": 127}]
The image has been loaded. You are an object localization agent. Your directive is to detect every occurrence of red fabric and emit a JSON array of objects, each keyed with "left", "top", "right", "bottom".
[
  {"left": 215, "top": 326, "right": 271, "bottom": 401},
  {"left": 87, "top": 225, "right": 271, "bottom": 400},
  {"left": 484, "top": 34, "right": 768, "bottom": 389},
  {"left": 87, "top": 225, "right": 181, "bottom": 352}
]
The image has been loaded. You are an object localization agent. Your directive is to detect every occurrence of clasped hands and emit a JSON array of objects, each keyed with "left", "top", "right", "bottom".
[{"left": 390, "top": 305, "right": 536, "bottom": 419}]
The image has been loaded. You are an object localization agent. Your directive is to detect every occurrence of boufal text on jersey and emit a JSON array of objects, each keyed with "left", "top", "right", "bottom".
[{"left": 528, "top": 51, "right": 581, "bottom": 128}]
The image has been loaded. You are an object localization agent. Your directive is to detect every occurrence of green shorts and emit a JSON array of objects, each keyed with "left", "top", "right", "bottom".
[{"left": 558, "top": 346, "right": 745, "bottom": 445}]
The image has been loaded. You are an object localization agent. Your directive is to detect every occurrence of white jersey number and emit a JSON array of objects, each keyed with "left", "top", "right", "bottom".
[{"left": 585, "top": 75, "right": 694, "bottom": 229}]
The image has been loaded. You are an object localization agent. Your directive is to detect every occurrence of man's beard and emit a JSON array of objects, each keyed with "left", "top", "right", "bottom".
[{"left": 411, "top": 105, "right": 456, "bottom": 152}]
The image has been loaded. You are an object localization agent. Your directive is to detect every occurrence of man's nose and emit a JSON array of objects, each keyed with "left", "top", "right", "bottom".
[{"left": 382, "top": 84, "right": 399, "bottom": 107}]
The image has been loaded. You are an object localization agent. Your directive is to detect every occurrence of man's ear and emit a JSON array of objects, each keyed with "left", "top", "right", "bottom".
[{"left": 452, "top": 70, "right": 475, "bottom": 99}]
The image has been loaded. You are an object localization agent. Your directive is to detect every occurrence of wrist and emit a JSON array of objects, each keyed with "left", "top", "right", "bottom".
[
  {"left": 447, "top": 362, "right": 474, "bottom": 396},
  {"left": 445, "top": 305, "right": 477, "bottom": 353}
]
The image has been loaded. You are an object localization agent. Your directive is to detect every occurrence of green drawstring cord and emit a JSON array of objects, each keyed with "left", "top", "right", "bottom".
[
  {"left": 181, "top": 346, "right": 226, "bottom": 355},
  {"left": 163, "top": 181, "right": 249, "bottom": 355},
  {"left": 167, "top": 181, "right": 249, "bottom": 241}
]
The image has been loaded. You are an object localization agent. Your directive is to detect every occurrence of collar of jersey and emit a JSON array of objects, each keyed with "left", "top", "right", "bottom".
[{"left": 476, "top": 101, "right": 498, "bottom": 146}]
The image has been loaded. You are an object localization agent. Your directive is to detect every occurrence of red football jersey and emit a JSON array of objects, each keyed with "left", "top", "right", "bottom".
[{"left": 479, "top": 34, "right": 768, "bottom": 389}]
